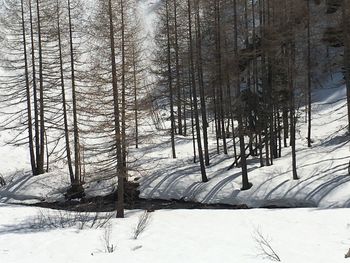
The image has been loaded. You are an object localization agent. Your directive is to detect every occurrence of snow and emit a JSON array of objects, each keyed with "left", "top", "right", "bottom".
[
  {"left": 0, "top": 204, "right": 349, "bottom": 263},
  {"left": 0, "top": 82, "right": 349, "bottom": 209},
  {"left": 129, "top": 82, "right": 350, "bottom": 209},
  {"left": 0, "top": 1, "right": 350, "bottom": 261}
]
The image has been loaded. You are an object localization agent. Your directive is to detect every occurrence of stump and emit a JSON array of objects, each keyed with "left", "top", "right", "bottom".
[{"left": 65, "top": 184, "right": 85, "bottom": 200}]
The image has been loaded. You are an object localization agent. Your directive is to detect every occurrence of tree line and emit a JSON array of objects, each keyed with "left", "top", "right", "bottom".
[
  {"left": 0, "top": 0, "right": 147, "bottom": 218},
  {"left": 153, "top": 0, "right": 350, "bottom": 189},
  {"left": 0, "top": 0, "right": 350, "bottom": 218}
]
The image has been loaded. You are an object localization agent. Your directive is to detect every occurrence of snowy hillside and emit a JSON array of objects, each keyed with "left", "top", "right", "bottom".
[
  {"left": 1, "top": 73, "right": 349, "bottom": 209},
  {"left": 1, "top": 0, "right": 350, "bottom": 262},
  {"left": 134, "top": 82, "right": 350, "bottom": 208},
  {"left": 0, "top": 0, "right": 349, "bottom": 209}
]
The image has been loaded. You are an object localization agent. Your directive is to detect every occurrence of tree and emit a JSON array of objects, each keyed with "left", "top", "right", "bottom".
[
  {"left": 342, "top": 0, "right": 350, "bottom": 134},
  {"left": 165, "top": 0, "right": 177, "bottom": 159},
  {"left": 234, "top": 0, "right": 251, "bottom": 190},
  {"left": 56, "top": 0, "right": 74, "bottom": 182},
  {"left": 187, "top": 0, "right": 208, "bottom": 182},
  {"left": 306, "top": 0, "right": 312, "bottom": 148}
]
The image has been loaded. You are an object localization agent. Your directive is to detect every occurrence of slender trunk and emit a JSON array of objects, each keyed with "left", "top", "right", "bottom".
[
  {"left": 277, "top": 107, "right": 282, "bottom": 157},
  {"left": 57, "top": 0, "right": 74, "bottom": 183},
  {"left": 307, "top": 0, "right": 312, "bottom": 147},
  {"left": 120, "top": 0, "right": 127, "bottom": 177},
  {"left": 231, "top": 118, "right": 238, "bottom": 164},
  {"left": 290, "top": 95, "right": 298, "bottom": 180},
  {"left": 267, "top": 0, "right": 275, "bottom": 164},
  {"left": 213, "top": 84, "right": 220, "bottom": 154},
  {"left": 183, "top": 83, "right": 187, "bottom": 136},
  {"left": 166, "top": 0, "right": 176, "bottom": 159},
  {"left": 29, "top": 0, "right": 39, "bottom": 175},
  {"left": 223, "top": 34, "right": 237, "bottom": 161},
  {"left": 108, "top": 0, "right": 124, "bottom": 218},
  {"left": 234, "top": 0, "right": 250, "bottom": 190},
  {"left": 289, "top": 3, "right": 298, "bottom": 180},
  {"left": 215, "top": 0, "right": 227, "bottom": 154},
  {"left": 132, "top": 46, "right": 139, "bottom": 149},
  {"left": 187, "top": 0, "right": 208, "bottom": 182},
  {"left": 283, "top": 107, "right": 289, "bottom": 147},
  {"left": 189, "top": 71, "right": 197, "bottom": 163},
  {"left": 36, "top": 0, "right": 45, "bottom": 175},
  {"left": 342, "top": 1, "right": 350, "bottom": 133},
  {"left": 68, "top": 0, "right": 81, "bottom": 185},
  {"left": 21, "top": 0, "right": 36, "bottom": 175},
  {"left": 258, "top": 133, "right": 264, "bottom": 167},
  {"left": 259, "top": 0, "right": 270, "bottom": 166},
  {"left": 45, "top": 129, "right": 49, "bottom": 172},
  {"left": 252, "top": 0, "right": 258, "bottom": 94},
  {"left": 174, "top": 0, "right": 182, "bottom": 135},
  {"left": 195, "top": 0, "right": 210, "bottom": 165}
]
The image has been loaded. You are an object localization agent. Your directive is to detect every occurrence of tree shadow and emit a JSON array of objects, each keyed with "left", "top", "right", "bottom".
[
  {"left": 254, "top": 160, "right": 350, "bottom": 207},
  {"left": 0, "top": 209, "right": 114, "bottom": 235},
  {"left": 322, "top": 132, "right": 350, "bottom": 148},
  {"left": 1, "top": 171, "right": 35, "bottom": 202},
  {"left": 305, "top": 175, "right": 350, "bottom": 205},
  {"left": 0, "top": 170, "right": 71, "bottom": 204}
]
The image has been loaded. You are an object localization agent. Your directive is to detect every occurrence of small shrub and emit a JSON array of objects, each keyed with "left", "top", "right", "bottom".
[
  {"left": 253, "top": 228, "right": 281, "bottom": 262},
  {"left": 133, "top": 210, "right": 151, "bottom": 240},
  {"left": 101, "top": 224, "right": 115, "bottom": 253},
  {"left": 31, "top": 209, "right": 114, "bottom": 230}
]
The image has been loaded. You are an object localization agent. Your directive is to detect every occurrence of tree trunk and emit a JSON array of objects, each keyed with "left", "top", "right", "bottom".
[
  {"left": 307, "top": 0, "right": 312, "bottom": 147},
  {"left": 108, "top": 0, "right": 124, "bottom": 218},
  {"left": 68, "top": 0, "right": 81, "bottom": 186},
  {"left": 36, "top": 0, "right": 45, "bottom": 175},
  {"left": 174, "top": 0, "right": 182, "bottom": 135},
  {"left": 56, "top": 0, "right": 74, "bottom": 184},
  {"left": 57, "top": 0, "right": 74, "bottom": 183},
  {"left": 234, "top": 0, "right": 251, "bottom": 190},
  {"left": 342, "top": 1, "right": 350, "bottom": 133},
  {"left": 187, "top": 0, "right": 208, "bottom": 182},
  {"left": 166, "top": 0, "right": 176, "bottom": 159},
  {"left": 195, "top": 0, "right": 210, "bottom": 166},
  {"left": 215, "top": 0, "right": 228, "bottom": 155},
  {"left": 132, "top": 45, "right": 139, "bottom": 149},
  {"left": 21, "top": 0, "right": 36, "bottom": 175},
  {"left": 120, "top": 0, "right": 127, "bottom": 178}
]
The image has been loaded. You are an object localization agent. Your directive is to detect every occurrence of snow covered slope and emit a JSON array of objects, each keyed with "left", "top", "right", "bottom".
[
  {"left": 0, "top": 63, "right": 349, "bottom": 208},
  {"left": 134, "top": 83, "right": 350, "bottom": 208},
  {"left": 0, "top": 0, "right": 349, "bottom": 209}
]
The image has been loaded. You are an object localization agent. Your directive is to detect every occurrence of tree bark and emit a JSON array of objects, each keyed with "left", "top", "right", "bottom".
[
  {"left": 108, "top": 0, "right": 124, "bottom": 218},
  {"left": 195, "top": 0, "right": 210, "bottom": 165},
  {"left": 21, "top": 0, "right": 36, "bottom": 175},
  {"left": 36, "top": 0, "right": 45, "bottom": 175},
  {"left": 57, "top": 0, "right": 74, "bottom": 183},
  {"left": 187, "top": 0, "right": 208, "bottom": 182},
  {"left": 234, "top": 0, "right": 251, "bottom": 190},
  {"left": 166, "top": 0, "right": 177, "bottom": 159},
  {"left": 68, "top": 0, "right": 81, "bottom": 186},
  {"left": 307, "top": 0, "right": 312, "bottom": 147}
]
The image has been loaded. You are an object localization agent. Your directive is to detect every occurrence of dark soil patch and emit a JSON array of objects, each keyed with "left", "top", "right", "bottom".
[
  {"left": 27, "top": 196, "right": 250, "bottom": 212},
  {"left": 25, "top": 181, "right": 250, "bottom": 212}
]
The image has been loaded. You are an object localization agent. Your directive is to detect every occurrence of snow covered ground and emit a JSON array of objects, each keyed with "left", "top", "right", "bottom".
[
  {"left": 1, "top": 1, "right": 350, "bottom": 262},
  {"left": 0, "top": 204, "right": 350, "bottom": 263},
  {"left": 0, "top": 80, "right": 349, "bottom": 208},
  {"left": 131, "top": 83, "right": 350, "bottom": 208},
  {"left": 0, "top": 1, "right": 350, "bottom": 262}
]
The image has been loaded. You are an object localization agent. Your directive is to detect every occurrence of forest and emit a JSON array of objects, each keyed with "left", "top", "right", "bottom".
[{"left": 0, "top": 0, "right": 350, "bottom": 262}]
